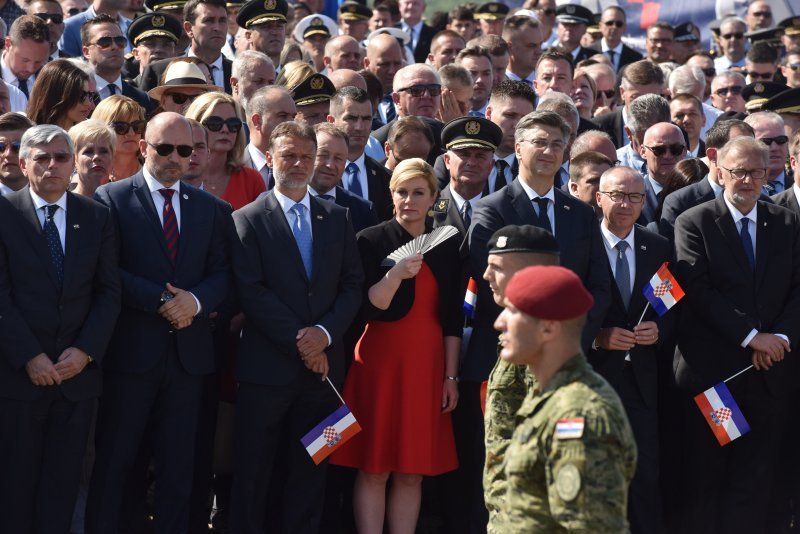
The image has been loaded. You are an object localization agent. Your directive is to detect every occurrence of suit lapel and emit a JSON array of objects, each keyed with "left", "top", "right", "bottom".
[
  {"left": 264, "top": 193, "right": 309, "bottom": 283},
  {"left": 714, "top": 196, "right": 752, "bottom": 277},
  {"left": 309, "top": 198, "right": 327, "bottom": 283},
  {"left": 754, "top": 203, "right": 771, "bottom": 289},
  {"left": 63, "top": 193, "right": 85, "bottom": 288},
  {"left": 175, "top": 184, "right": 194, "bottom": 268},
  {"left": 552, "top": 189, "right": 573, "bottom": 240},
  {"left": 132, "top": 173, "right": 173, "bottom": 263},
  {"left": 509, "top": 180, "right": 537, "bottom": 225},
  {"left": 14, "top": 188, "right": 61, "bottom": 289}
]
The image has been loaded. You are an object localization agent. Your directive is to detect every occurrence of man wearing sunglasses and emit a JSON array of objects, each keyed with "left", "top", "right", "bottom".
[
  {"left": 745, "top": 0, "right": 773, "bottom": 32},
  {"left": 591, "top": 6, "right": 641, "bottom": 74},
  {"left": 710, "top": 70, "right": 747, "bottom": 113},
  {"left": 714, "top": 16, "right": 747, "bottom": 73},
  {"left": 0, "top": 112, "right": 33, "bottom": 196},
  {"left": 87, "top": 112, "right": 232, "bottom": 533},
  {"left": 58, "top": 0, "right": 132, "bottom": 58},
  {"left": 638, "top": 122, "right": 686, "bottom": 224},
  {"left": 745, "top": 111, "right": 791, "bottom": 195},
  {"left": 744, "top": 42, "right": 779, "bottom": 85},
  {"left": 779, "top": 48, "right": 800, "bottom": 89},
  {"left": 1, "top": 15, "right": 50, "bottom": 101},
  {"left": 27, "top": 0, "right": 67, "bottom": 61}
]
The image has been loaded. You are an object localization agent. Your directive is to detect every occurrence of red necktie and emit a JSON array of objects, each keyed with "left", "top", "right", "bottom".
[{"left": 159, "top": 189, "right": 179, "bottom": 263}]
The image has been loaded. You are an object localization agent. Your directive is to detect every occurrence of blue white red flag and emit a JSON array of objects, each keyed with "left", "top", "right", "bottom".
[
  {"left": 301, "top": 404, "right": 361, "bottom": 465},
  {"left": 643, "top": 262, "right": 685, "bottom": 316},
  {"left": 464, "top": 277, "right": 478, "bottom": 318},
  {"left": 693, "top": 382, "right": 750, "bottom": 446}
]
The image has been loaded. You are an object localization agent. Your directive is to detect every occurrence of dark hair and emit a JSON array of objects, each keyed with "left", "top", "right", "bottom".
[
  {"left": 314, "top": 122, "right": 350, "bottom": 150},
  {"left": 184, "top": 0, "right": 226, "bottom": 25},
  {"left": 387, "top": 115, "right": 434, "bottom": 148},
  {"left": 456, "top": 45, "right": 492, "bottom": 64},
  {"left": 80, "top": 13, "right": 119, "bottom": 46},
  {"left": 449, "top": 5, "right": 473, "bottom": 22},
  {"left": 490, "top": 79, "right": 536, "bottom": 103},
  {"left": 746, "top": 41, "right": 778, "bottom": 64},
  {"left": 431, "top": 29, "right": 465, "bottom": 53},
  {"left": 535, "top": 48, "right": 574, "bottom": 77},
  {"left": 655, "top": 158, "right": 707, "bottom": 220},
  {"left": 569, "top": 151, "right": 613, "bottom": 184},
  {"left": 784, "top": 47, "right": 800, "bottom": 64},
  {"left": 647, "top": 22, "right": 674, "bottom": 36},
  {"left": 621, "top": 59, "right": 665, "bottom": 88},
  {"left": 10, "top": 14, "right": 49, "bottom": 44},
  {"left": 269, "top": 121, "right": 316, "bottom": 152},
  {"left": 0, "top": 112, "right": 34, "bottom": 132},
  {"left": 468, "top": 33, "right": 508, "bottom": 56},
  {"left": 688, "top": 50, "right": 714, "bottom": 62},
  {"left": 790, "top": 129, "right": 800, "bottom": 159},
  {"left": 705, "top": 119, "right": 754, "bottom": 150},
  {"left": 373, "top": 0, "right": 399, "bottom": 20},
  {"left": 601, "top": 5, "right": 625, "bottom": 20},
  {"left": 26, "top": 59, "right": 90, "bottom": 129},
  {"left": 329, "top": 86, "right": 370, "bottom": 117},
  {"left": 515, "top": 110, "right": 570, "bottom": 143},
  {"left": 358, "top": 68, "right": 384, "bottom": 103},
  {"left": 670, "top": 93, "right": 703, "bottom": 115}
]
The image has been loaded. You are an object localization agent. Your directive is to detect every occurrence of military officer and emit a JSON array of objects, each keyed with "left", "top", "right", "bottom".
[{"left": 493, "top": 265, "right": 637, "bottom": 532}]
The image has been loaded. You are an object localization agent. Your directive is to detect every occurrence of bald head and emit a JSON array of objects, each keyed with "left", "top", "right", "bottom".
[
  {"left": 365, "top": 33, "right": 404, "bottom": 91},
  {"left": 324, "top": 34, "right": 362, "bottom": 71},
  {"left": 641, "top": 122, "right": 686, "bottom": 184},
  {"left": 328, "top": 68, "right": 367, "bottom": 91},
  {"left": 570, "top": 131, "right": 617, "bottom": 163},
  {"left": 143, "top": 112, "right": 192, "bottom": 186}
]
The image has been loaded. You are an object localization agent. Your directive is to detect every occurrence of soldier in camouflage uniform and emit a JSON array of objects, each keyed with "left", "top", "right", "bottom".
[
  {"left": 480, "top": 225, "right": 560, "bottom": 531},
  {"left": 492, "top": 265, "right": 637, "bottom": 532}
]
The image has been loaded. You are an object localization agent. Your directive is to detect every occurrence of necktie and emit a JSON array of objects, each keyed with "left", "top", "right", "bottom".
[
  {"left": 460, "top": 200, "right": 472, "bottom": 228},
  {"left": 532, "top": 197, "right": 552, "bottom": 234},
  {"left": 346, "top": 162, "right": 363, "bottom": 197},
  {"left": 495, "top": 160, "right": 508, "bottom": 191},
  {"left": 207, "top": 64, "right": 218, "bottom": 86},
  {"left": 290, "top": 203, "right": 313, "bottom": 278},
  {"left": 767, "top": 180, "right": 784, "bottom": 194},
  {"left": 159, "top": 189, "right": 179, "bottom": 264},
  {"left": 107, "top": 83, "right": 117, "bottom": 97},
  {"left": 267, "top": 167, "right": 275, "bottom": 190},
  {"left": 43, "top": 205, "right": 64, "bottom": 285},
  {"left": 740, "top": 217, "right": 755, "bottom": 271},
  {"left": 406, "top": 25, "right": 415, "bottom": 53},
  {"left": 615, "top": 241, "right": 631, "bottom": 308},
  {"left": 318, "top": 194, "right": 334, "bottom": 201},
  {"left": 381, "top": 94, "right": 396, "bottom": 123},
  {"left": 607, "top": 49, "right": 616, "bottom": 68},
  {"left": 18, "top": 78, "right": 28, "bottom": 98}
]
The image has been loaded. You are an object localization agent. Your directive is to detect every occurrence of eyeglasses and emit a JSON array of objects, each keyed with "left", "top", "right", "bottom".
[
  {"left": 752, "top": 11, "right": 771, "bottom": 17},
  {"left": 759, "top": 135, "right": 789, "bottom": 146},
  {"left": 67, "top": 6, "right": 88, "bottom": 16},
  {"left": 787, "top": 63, "right": 800, "bottom": 71},
  {"left": 599, "top": 191, "right": 645, "bottom": 203},
  {"left": 31, "top": 152, "right": 72, "bottom": 164},
  {"left": 166, "top": 92, "right": 201, "bottom": 105},
  {"left": 398, "top": 83, "right": 442, "bottom": 97},
  {"left": 701, "top": 67, "right": 717, "bottom": 77},
  {"left": 720, "top": 166, "right": 767, "bottom": 181},
  {"left": 202, "top": 116, "right": 243, "bottom": 133},
  {"left": 602, "top": 20, "right": 624, "bottom": 27},
  {"left": 89, "top": 36, "right": 127, "bottom": 49},
  {"left": 523, "top": 138, "right": 565, "bottom": 151},
  {"left": 714, "top": 85, "right": 743, "bottom": 96},
  {"left": 147, "top": 142, "right": 193, "bottom": 157},
  {"left": 80, "top": 90, "right": 100, "bottom": 103},
  {"left": 643, "top": 143, "right": 684, "bottom": 157},
  {"left": 537, "top": 8, "right": 556, "bottom": 16},
  {"left": 112, "top": 120, "right": 146, "bottom": 135},
  {"left": 599, "top": 89, "right": 615, "bottom": 99},
  {"left": 0, "top": 141, "right": 20, "bottom": 153},
  {"left": 721, "top": 32, "right": 744, "bottom": 40},
  {"left": 746, "top": 71, "right": 774, "bottom": 80},
  {"left": 34, "top": 12, "right": 63, "bottom": 24}
]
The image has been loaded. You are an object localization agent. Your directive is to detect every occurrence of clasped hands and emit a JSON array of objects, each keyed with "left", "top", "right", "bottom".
[
  {"left": 25, "top": 347, "right": 91, "bottom": 386},
  {"left": 749, "top": 333, "right": 791, "bottom": 371},
  {"left": 297, "top": 326, "right": 329, "bottom": 380},
  {"left": 595, "top": 322, "right": 659, "bottom": 351},
  {"left": 158, "top": 283, "right": 197, "bottom": 330}
]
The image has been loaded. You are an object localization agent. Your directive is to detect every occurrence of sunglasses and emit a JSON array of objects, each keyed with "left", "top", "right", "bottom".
[
  {"left": 89, "top": 36, "right": 127, "bottom": 49},
  {"left": 112, "top": 120, "right": 146, "bottom": 135},
  {"left": 0, "top": 141, "right": 20, "bottom": 153},
  {"left": 644, "top": 143, "right": 684, "bottom": 157},
  {"left": 202, "top": 116, "right": 243, "bottom": 133},
  {"left": 602, "top": 20, "right": 624, "bottom": 28},
  {"left": 721, "top": 32, "right": 744, "bottom": 40},
  {"left": 148, "top": 142, "right": 193, "bottom": 157},
  {"left": 599, "top": 89, "right": 615, "bottom": 99},
  {"left": 759, "top": 135, "right": 789, "bottom": 146},
  {"left": 787, "top": 63, "right": 800, "bottom": 71},
  {"left": 752, "top": 11, "right": 771, "bottom": 17},
  {"left": 746, "top": 71, "right": 774, "bottom": 80},
  {"left": 67, "top": 6, "right": 88, "bottom": 16},
  {"left": 35, "top": 12, "right": 64, "bottom": 24},
  {"left": 701, "top": 67, "right": 716, "bottom": 77},
  {"left": 80, "top": 90, "right": 100, "bottom": 103},
  {"left": 714, "top": 86, "right": 743, "bottom": 96},
  {"left": 398, "top": 83, "right": 442, "bottom": 97},
  {"left": 166, "top": 92, "right": 199, "bottom": 105}
]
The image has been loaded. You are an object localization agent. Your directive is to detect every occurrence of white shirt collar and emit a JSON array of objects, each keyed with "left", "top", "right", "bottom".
[
  {"left": 707, "top": 174, "right": 723, "bottom": 196},
  {"left": 449, "top": 185, "right": 482, "bottom": 210},
  {"left": 29, "top": 188, "right": 67, "bottom": 212},
  {"left": 273, "top": 188, "right": 310, "bottom": 215},
  {"left": 646, "top": 174, "right": 663, "bottom": 195},
  {"left": 247, "top": 143, "right": 267, "bottom": 170},
  {"left": 518, "top": 179, "right": 555, "bottom": 203},
  {"left": 95, "top": 73, "right": 122, "bottom": 92},
  {"left": 723, "top": 194, "right": 757, "bottom": 223},
  {"left": 793, "top": 183, "right": 800, "bottom": 208},
  {"left": 143, "top": 166, "right": 180, "bottom": 194},
  {"left": 494, "top": 153, "right": 514, "bottom": 165},
  {"left": 601, "top": 40, "right": 624, "bottom": 54},
  {"left": 505, "top": 69, "right": 535, "bottom": 83},
  {"left": 600, "top": 220, "right": 634, "bottom": 250}
]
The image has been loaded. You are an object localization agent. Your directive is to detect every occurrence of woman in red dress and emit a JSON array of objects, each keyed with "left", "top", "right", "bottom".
[{"left": 331, "top": 158, "right": 461, "bottom": 533}]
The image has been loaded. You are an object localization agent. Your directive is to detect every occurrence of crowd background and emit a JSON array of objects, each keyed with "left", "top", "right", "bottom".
[{"left": 0, "top": 0, "right": 799, "bottom": 532}]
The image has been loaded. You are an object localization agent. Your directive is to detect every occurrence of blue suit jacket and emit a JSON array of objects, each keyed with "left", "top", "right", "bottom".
[{"left": 58, "top": 10, "right": 132, "bottom": 58}]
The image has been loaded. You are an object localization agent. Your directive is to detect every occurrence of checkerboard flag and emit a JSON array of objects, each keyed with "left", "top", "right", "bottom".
[
  {"left": 301, "top": 378, "right": 361, "bottom": 465},
  {"left": 694, "top": 382, "right": 750, "bottom": 446},
  {"left": 642, "top": 262, "right": 685, "bottom": 316}
]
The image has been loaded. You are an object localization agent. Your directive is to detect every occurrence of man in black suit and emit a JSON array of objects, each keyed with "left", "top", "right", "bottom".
[
  {"left": 591, "top": 6, "right": 642, "bottom": 73},
  {"left": 0, "top": 124, "right": 120, "bottom": 534},
  {"left": 86, "top": 112, "right": 231, "bottom": 533},
  {"left": 673, "top": 136, "right": 800, "bottom": 533},
  {"left": 774, "top": 131, "right": 800, "bottom": 212},
  {"left": 328, "top": 86, "right": 392, "bottom": 220},
  {"left": 310, "top": 122, "right": 378, "bottom": 233},
  {"left": 139, "top": 0, "right": 234, "bottom": 94},
  {"left": 591, "top": 166, "right": 671, "bottom": 534},
  {"left": 637, "top": 122, "right": 687, "bottom": 225},
  {"left": 229, "top": 121, "right": 363, "bottom": 534},
  {"left": 398, "top": 0, "right": 435, "bottom": 64}
]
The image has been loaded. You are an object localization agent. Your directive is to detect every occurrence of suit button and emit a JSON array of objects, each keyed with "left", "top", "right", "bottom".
[{"left": 308, "top": 292, "right": 313, "bottom": 297}]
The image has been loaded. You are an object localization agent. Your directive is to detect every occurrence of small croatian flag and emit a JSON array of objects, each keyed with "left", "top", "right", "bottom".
[
  {"left": 643, "top": 262, "right": 685, "bottom": 316},
  {"left": 464, "top": 277, "right": 478, "bottom": 318},
  {"left": 693, "top": 382, "right": 750, "bottom": 446},
  {"left": 301, "top": 404, "right": 361, "bottom": 465}
]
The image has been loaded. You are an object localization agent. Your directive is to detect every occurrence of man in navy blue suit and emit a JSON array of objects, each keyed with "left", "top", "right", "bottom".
[
  {"left": 59, "top": 0, "right": 132, "bottom": 57},
  {"left": 86, "top": 112, "right": 231, "bottom": 533}
]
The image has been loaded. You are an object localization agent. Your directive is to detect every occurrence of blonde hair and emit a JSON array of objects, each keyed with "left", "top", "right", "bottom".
[
  {"left": 68, "top": 119, "right": 116, "bottom": 155},
  {"left": 92, "top": 95, "right": 146, "bottom": 124},
  {"left": 390, "top": 157, "right": 437, "bottom": 195},
  {"left": 184, "top": 92, "right": 246, "bottom": 172},
  {"left": 276, "top": 60, "right": 315, "bottom": 89}
]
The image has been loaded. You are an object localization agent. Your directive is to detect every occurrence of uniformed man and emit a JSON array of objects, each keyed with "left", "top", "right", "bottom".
[
  {"left": 742, "top": 81, "right": 789, "bottom": 113},
  {"left": 291, "top": 72, "right": 336, "bottom": 126},
  {"left": 125, "top": 12, "right": 182, "bottom": 83},
  {"left": 292, "top": 14, "right": 338, "bottom": 71},
  {"left": 493, "top": 265, "right": 637, "bottom": 532},
  {"left": 481, "top": 225, "right": 559, "bottom": 533}
]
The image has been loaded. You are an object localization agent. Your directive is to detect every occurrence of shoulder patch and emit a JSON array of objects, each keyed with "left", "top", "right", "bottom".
[
  {"left": 433, "top": 198, "right": 449, "bottom": 213},
  {"left": 555, "top": 462, "right": 581, "bottom": 501},
  {"left": 555, "top": 417, "right": 584, "bottom": 439}
]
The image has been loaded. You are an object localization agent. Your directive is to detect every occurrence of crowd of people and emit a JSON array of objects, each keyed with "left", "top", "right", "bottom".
[{"left": 0, "top": 0, "right": 799, "bottom": 532}]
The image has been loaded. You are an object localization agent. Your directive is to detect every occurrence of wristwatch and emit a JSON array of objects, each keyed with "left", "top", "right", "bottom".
[{"left": 446, "top": 375, "right": 459, "bottom": 382}]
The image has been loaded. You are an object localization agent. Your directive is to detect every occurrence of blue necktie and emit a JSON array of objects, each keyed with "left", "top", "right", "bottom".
[
  {"left": 740, "top": 217, "right": 755, "bottom": 271},
  {"left": 346, "top": 162, "right": 363, "bottom": 197},
  {"left": 615, "top": 241, "right": 631, "bottom": 308},
  {"left": 468, "top": 110, "right": 484, "bottom": 117},
  {"left": 533, "top": 197, "right": 552, "bottom": 234},
  {"left": 381, "top": 94, "right": 396, "bottom": 123},
  {"left": 43, "top": 205, "right": 64, "bottom": 285},
  {"left": 290, "top": 203, "right": 312, "bottom": 278}
]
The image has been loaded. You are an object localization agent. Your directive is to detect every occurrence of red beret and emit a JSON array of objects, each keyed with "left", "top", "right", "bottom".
[{"left": 505, "top": 266, "right": 594, "bottom": 321}]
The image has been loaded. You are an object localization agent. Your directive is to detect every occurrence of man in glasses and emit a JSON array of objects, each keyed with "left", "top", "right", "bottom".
[
  {"left": 779, "top": 48, "right": 800, "bottom": 89},
  {"left": 591, "top": 6, "right": 641, "bottom": 73},
  {"left": 59, "top": 0, "right": 133, "bottom": 58},
  {"left": 87, "top": 111, "right": 232, "bottom": 533},
  {"left": 644, "top": 22, "right": 674, "bottom": 65},
  {"left": 745, "top": 0, "right": 773, "bottom": 33},
  {"left": 673, "top": 134, "right": 800, "bottom": 533},
  {"left": 714, "top": 16, "right": 748, "bottom": 72},
  {"left": 27, "top": 0, "right": 67, "bottom": 61},
  {"left": 638, "top": 122, "right": 686, "bottom": 224},
  {"left": 81, "top": 14, "right": 154, "bottom": 114},
  {"left": 710, "top": 70, "right": 747, "bottom": 113},
  {"left": 592, "top": 165, "right": 671, "bottom": 534},
  {"left": 745, "top": 111, "right": 791, "bottom": 195},
  {"left": 0, "top": 111, "right": 33, "bottom": 195},
  {"left": 1, "top": 15, "right": 50, "bottom": 102},
  {"left": 744, "top": 42, "right": 779, "bottom": 84}
]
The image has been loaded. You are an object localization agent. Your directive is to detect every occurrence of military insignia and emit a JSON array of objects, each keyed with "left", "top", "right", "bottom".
[
  {"left": 566, "top": 5, "right": 574, "bottom": 14},
  {"left": 489, "top": 4, "right": 497, "bottom": 11},
  {"left": 310, "top": 76, "right": 324, "bottom": 90},
  {"left": 465, "top": 120, "right": 480, "bottom": 136},
  {"left": 555, "top": 417, "right": 584, "bottom": 439},
  {"left": 555, "top": 463, "right": 581, "bottom": 502},
  {"left": 433, "top": 199, "right": 448, "bottom": 213},
  {"left": 264, "top": 0, "right": 276, "bottom": 10},
  {"left": 311, "top": 16, "right": 323, "bottom": 26},
  {"left": 152, "top": 15, "right": 165, "bottom": 27},
  {"left": 686, "top": 23, "right": 693, "bottom": 32},
  {"left": 754, "top": 83, "right": 765, "bottom": 93},
  {"left": 346, "top": 5, "right": 355, "bottom": 12},
  {"left": 496, "top": 236, "right": 508, "bottom": 248}
]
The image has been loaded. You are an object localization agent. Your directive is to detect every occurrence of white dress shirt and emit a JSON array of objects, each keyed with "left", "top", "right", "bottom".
[
  {"left": 505, "top": 69, "right": 535, "bottom": 87},
  {"left": 600, "top": 222, "right": 636, "bottom": 295},
  {"left": 723, "top": 195, "right": 761, "bottom": 348},
  {"left": 6, "top": 80, "right": 26, "bottom": 113},
  {"left": 1, "top": 56, "right": 36, "bottom": 94},
  {"left": 95, "top": 74, "right": 122, "bottom": 100},
  {"left": 518, "top": 179, "right": 556, "bottom": 236},
  {"left": 247, "top": 143, "right": 269, "bottom": 188},
  {"left": 601, "top": 40, "right": 624, "bottom": 72},
  {"left": 400, "top": 20, "right": 423, "bottom": 51},
  {"left": 30, "top": 189, "right": 67, "bottom": 250},
  {"left": 449, "top": 186, "right": 482, "bottom": 217}
]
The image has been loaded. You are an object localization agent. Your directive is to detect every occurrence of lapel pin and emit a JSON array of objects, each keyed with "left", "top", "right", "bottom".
[
  {"left": 182, "top": 193, "right": 188, "bottom": 200},
  {"left": 763, "top": 221, "right": 767, "bottom": 227},
  {"left": 640, "top": 245, "right": 646, "bottom": 250},
  {"left": 73, "top": 224, "right": 80, "bottom": 229},
  {"left": 316, "top": 215, "right": 323, "bottom": 220},
  {"left": 563, "top": 205, "right": 570, "bottom": 210}
]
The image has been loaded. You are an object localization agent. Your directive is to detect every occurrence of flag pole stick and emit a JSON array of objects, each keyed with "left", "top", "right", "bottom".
[
  {"left": 325, "top": 376, "right": 346, "bottom": 405},
  {"left": 635, "top": 302, "right": 651, "bottom": 326},
  {"left": 723, "top": 365, "right": 754, "bottom": 384}
]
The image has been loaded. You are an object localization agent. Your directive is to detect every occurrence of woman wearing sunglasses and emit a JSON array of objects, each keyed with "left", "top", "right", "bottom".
[
  {"left": 184, "top": 92, "right": 265, "bottom": 209},
  {"left": 27, "top": 59, "right": 95, "bottom": 130},
  {"left": 68, "top": 119, "right": 116, "bottom": 198},
  {"left": 92, "top": 95, "right": 147, "bottom": 182}
]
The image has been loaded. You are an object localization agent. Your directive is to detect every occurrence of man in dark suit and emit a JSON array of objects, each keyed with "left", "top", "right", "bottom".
[
  {"left": 229, "top": 121, "right": 363, "bottom": 534},
  {"left": 774, "top": 131, "right": 800, "bottom": 212},
  {"left": 86, "top": 112, "right": 231, "bottom": 533},
  {"left": 637, "top": 122, "right": 687, "bottom": 225},
  {"left": 673, "top": 135, "right": 800, "bottom": 533},
  {"left": 398, "top": 0, "right": 435, "bottom": 64},
  {"left": 0, "top": 124, "right": 120, "bottom": 534},
  {"left": 244, "top": 85, "right": 297, "bottom": 190},
  {"left": 58, "top": 0, "right": 132, "bottom": 57},
  {"left": 591, "top": 6, "right": 642, "bottom": 73},
  {"left": 590, "top": 166, "right": 671, "bottom": 534},
  {"left": 81, "top": 14, "right": 155, "bottom": 114},
  {"left": 328, "top": 86, "right": 392, "bottom": 220},
  {"left": 310, "top": 122, "right": 378, "bottom": 233}
]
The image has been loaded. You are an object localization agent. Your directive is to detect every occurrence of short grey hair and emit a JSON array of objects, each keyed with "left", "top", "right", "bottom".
[
  {"left": 668, "top": 65, "right": 705, "bottom": 98},
  {"left": 720, "top": 15, "right": 746, "bottom": 32},
  {"left": 20, "top": 124, "right": 74, "bottom": 160},
  {"left": 439, "top": 64, "right": 472, "bottom": 89},
  {"left": 232, "top": 50, "right": 274, "bottom": 79},
  {"left": 514, "top": 110, "right": 570, "bottom": 145},
  {"left": 744, "top": 110, "right": 784, "bottom": 132},
  {"left": 627, "top": 94, "right": 670, "bottom": 141},
  {"left": 718, "top": 135, "right": 768, "bottom": 168},
  {"left": 711, "top": 70, "right": 746, "bottom": 89},
  {"left": 536, "top": 92, "right": 579, "bottom": 133},
  {"left": 392, "top": 63, "right": 440, "bottom": 92}
]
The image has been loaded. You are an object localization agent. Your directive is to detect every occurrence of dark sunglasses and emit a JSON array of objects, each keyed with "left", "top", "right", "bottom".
[
  {"left": 599, "top": 89, "right": 615, "bottom": 99},
  {"left": 746, "top": 71, "right": 774, "bottom": 80},
  {"left": 202, "top": 116, "right": 243, "bottom": 133},
  {"left": 644, "top": 143, "right": 684, "bottom": 157},
  {"left": 166, "top": 92, "right": 199, "bottom": 105},
  {"left": 80, "top": 90, "right": 100, "bottom": 103},
  {"left": 90, "top": 36, "right": 127, "bottom": 49},
  {"left": 701, "top": 67, "right": 716, "bottom": 77},
  {"left": 398, "top": 83, "right": 442, "bottom": 97},
  {"left": 721, "top": 32, "right": 744, "bottom": 40},
  {"left": 67, "top": 6, "right": 88, "bottom": 16},
  {"left": 714, "top": 85, "right": 743, "bottom": 96},
  {"left": 0, "top": 141, "right": 20, "bottom": 153},
  {"left": 759, "top": 135, "right": 789, "bottom": 146},
  {"left": 752, "top": 11, "right": 771, "bottom": 17},
  {"left": 786, "top": 63, "right": 800, "bottom": 71},
  {"left": 602, "top": 20, "right": 624, "bottom": 27},
  {"left": 35, "top": 12, "right": 64, "bottom": 24},
  {"left": 148, "top": 142, "right": 193, "bottom": 157},
  {"left": 112, "top": 120, "right": 146, "bottom": 135}
]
